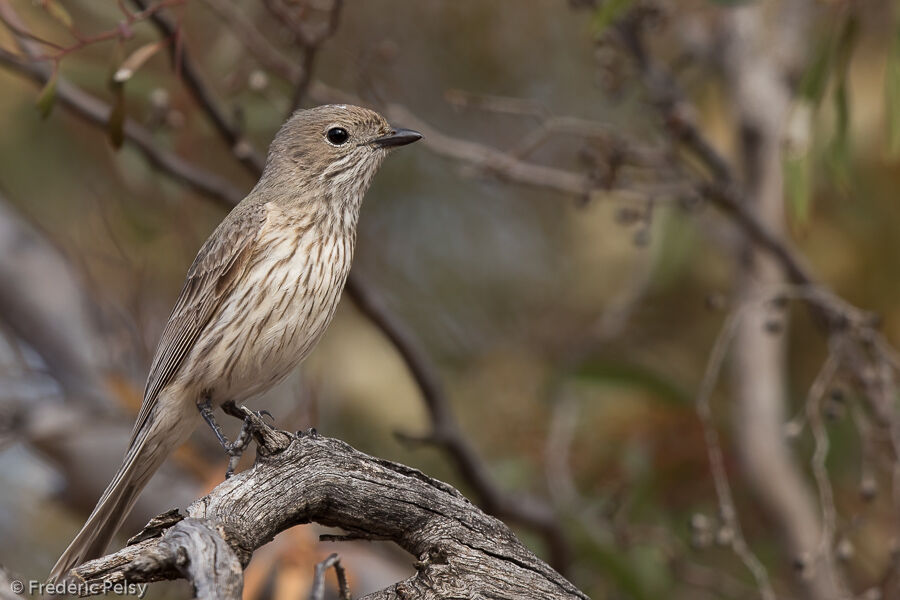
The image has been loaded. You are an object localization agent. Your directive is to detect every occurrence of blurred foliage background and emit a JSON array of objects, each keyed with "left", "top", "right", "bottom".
[{"left": 1, "top": 0, "right": 900, "bottom": 599}]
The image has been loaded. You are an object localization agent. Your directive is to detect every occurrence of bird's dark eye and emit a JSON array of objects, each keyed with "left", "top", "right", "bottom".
[{"left": 326, "top": 127, "right": 349, "bottom": 145}]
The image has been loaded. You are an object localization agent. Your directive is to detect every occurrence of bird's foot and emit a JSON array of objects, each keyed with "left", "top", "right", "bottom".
[{"left": 197, "top": 399, "right": 276, "bottom": 478}]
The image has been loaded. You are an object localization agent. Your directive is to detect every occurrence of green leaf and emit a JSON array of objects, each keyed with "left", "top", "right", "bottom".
[
  {"left": 591, "top": 0, "right": 634, "bottom": 36},
  {"left": 35, "top": 66, "right": 58, "bottom": 119},
  {"left": 784, "top": 153, "right": 811, "bottom": 227},
  {"left": 827, "top": 71, "right": 851, "bottom": 185},
  {"left": 572, "top": 361, "right": 692, "bottom": 406},
  {"left": 44, "top": 0, "right": 73, "bottom": 28},
  {"left": 825, "top": 16, "right": 858, "bottom": 185},
  {"left": 833, "top": 15, "right": 860, "bottom": 75},
  {"left": 107, "top": 39, "right": 125, "bottom": 90},
  {"left": 885, "top": 23, "right": 900, "bottom": 156},
  {"left": 799, "top": 36, "right": 835, "bottom": 106},
  {"left": 108, "top": 83, "right": 125, "bottom": 149},
  {"left": 784, "top": 101, "right": 814, "bottom": 226},
  {"left": 798, "top": 15, "right": 858, "bottom": 108}
]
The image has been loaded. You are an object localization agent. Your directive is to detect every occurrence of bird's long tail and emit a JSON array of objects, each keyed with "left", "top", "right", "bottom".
[{"left": 48, "top": 403, "right": 192, "bottom": 582}]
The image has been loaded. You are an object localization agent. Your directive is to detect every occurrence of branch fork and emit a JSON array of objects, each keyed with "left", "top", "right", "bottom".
[{"left": 67, "top": 422, "right": 586, "bottom": 600}]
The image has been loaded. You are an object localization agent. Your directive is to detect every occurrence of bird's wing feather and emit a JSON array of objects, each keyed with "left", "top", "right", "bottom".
[{"left": 129, "top": 202, "right": 267, "bottom": 446}]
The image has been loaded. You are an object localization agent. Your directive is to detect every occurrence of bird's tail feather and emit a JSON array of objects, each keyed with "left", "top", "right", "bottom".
[{"left": 48, "top": 413, "right": 179, "bottom": 583}]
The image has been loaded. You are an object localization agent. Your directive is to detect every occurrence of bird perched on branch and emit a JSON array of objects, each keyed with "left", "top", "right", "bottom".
[{"left": 49, "top": 104, "right": 421, "bottom": 581}]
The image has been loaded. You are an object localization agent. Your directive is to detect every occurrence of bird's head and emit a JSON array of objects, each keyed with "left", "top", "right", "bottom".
[{"left": 259, "top": 104, "right": 421, "bottom": 207}]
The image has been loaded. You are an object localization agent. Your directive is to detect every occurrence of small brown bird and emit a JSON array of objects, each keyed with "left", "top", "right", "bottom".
[{"left": 49, "top": 104, "right": 421, "bottom": 581}]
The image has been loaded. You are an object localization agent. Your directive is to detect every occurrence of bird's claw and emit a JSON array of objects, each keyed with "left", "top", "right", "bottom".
[
  {"left": 197, "top": 399, "right": 276, "bottom": 479},
  {"left": 222, "top": 417, "right": 254, "bottom": 478}
]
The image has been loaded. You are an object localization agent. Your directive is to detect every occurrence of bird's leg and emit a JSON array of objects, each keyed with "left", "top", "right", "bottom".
[
  {"left": 197, "top": 397, "right": 254, "bottom": 478},
  {"left": 197, "top": 396, "right": 233, "bottom": 451},
  {"left": 201, "top": 399, "right": 276, "bottom": 478}
]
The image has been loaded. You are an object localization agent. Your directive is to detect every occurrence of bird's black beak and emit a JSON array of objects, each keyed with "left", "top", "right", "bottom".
[{"left": 369, "top": 128, "right": 422, "bottom": 149}]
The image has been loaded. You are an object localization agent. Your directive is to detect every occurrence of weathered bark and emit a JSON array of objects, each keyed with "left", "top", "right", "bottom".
[{"left": 73, "top": 411, "right": 588, "bottom": 599}]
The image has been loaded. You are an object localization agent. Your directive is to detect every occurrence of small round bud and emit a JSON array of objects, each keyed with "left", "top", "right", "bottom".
[
  {"left": 376, "top": 39, "right": 400, "bottom": 62},
  {"left": 149, "top": 88, "right": 170, "bottom": 110},
  {"left": 866, "top": 312, "right": 883, "bottom": 329},
  {"left": 233, "top": 139, "right": 253, "bottom": 160},
  {"left": 764, "top": 319, "right": 784, "bottom": 334},
  {"left": 784, "top": 420, "right": 803, "bottom": 440},
  {"left": 690, "top": 530, "right": 712, "bottom": 550},
  {"left": 248, "top": 70, "right": 269, "bottom": 91},
  {"left": 118, "top": 21, "right": 135, "bottom": 40},
  {"left": 792, "top": 553, "right": 809, "bottom": 577},
  {"left": 835, "top": 538, "right": 854, "bottom": 562},
  {"left": 166, "top": 109, "right": 185, "bottom": 129},
  {"left": 718, "top": 505, "right": 735, "bottom": 522},
  {"left": 632, "top": 228, "right": 650, "bottom": 247},
  {"left": 860, "top": 476, "right": 878, "bottom": 501},
  {"left": 614, "top": 206, "right": 642, "bottom": 225},
  {"left": 860, "top": 588, "right": 882, "bottom": 600},
  {"left": 824, "top": 399, "right": 845, "bottom": 421},
  {"left": 690, "top": 513, "right": 710, "bottom": 532},
  {"left": 715, "top": 526, "right": 734, "bottom": 547},
  {"left": 705, "top": 293, "right": 727, "bottom": 312},
  {"left": 769, "top": 294, "right": 789, "bottom": 310}
]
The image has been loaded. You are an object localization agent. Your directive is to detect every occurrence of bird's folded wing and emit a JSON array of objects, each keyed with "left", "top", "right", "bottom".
[{"left": 129, "top": 201, "right": 267, "bottom": 446}]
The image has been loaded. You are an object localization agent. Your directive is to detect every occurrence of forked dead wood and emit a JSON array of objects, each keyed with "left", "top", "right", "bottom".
[{"left": 72, "top": 410, "right": 588, "bottom": 600}]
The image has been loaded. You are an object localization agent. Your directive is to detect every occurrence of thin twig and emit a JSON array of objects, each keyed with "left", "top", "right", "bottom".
[
  {"left": 350, "top": 274, "right": 572, "bottom": 570},
  {"left": 695, "top": 307, "right": 777, "bottom": 600},
  {"left": 805, "top": 351, "right": 844, "bottom": 590},
  {"left": 131, "top": 0, "right": 267, "bottom": 173},
  {"left": 308, "top": 553, "right": 351, "bottom": 600},
  {"left": 0, "top": 48, "right": 242, "bottom": 207},
  {"left": 198, "top": 0, "right": 300, "bottom": 82},
  {"left": 281, "top": 0, "right": 344, "bottom": 115}
]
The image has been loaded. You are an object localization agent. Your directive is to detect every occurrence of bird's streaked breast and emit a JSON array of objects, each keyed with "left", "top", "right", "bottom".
[{"left": 182, "top": 202, "right": 354, "bottom": 401}]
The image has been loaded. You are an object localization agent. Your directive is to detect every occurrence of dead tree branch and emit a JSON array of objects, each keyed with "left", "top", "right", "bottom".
[
  {"left": 72, "top": 413, "right": 588, "bottom": 600},
  {"left": 309, "top": 554, "right": 350, "bottom": 600}
]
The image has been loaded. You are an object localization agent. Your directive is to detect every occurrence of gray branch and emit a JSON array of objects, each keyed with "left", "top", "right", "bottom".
[{"left": 72, "top": 412, "right": 588, "bottom": 600}]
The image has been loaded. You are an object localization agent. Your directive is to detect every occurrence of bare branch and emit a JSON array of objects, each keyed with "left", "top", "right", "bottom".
[
  {"left": 73, "top": 416, "right": 589, "bottom": 600},
  {"left": 717, "top": 4, "right": 847, "bottom": 599},
  {"left": 383, "top": 103, "right": 591, "bottom": 198},
  {"left": 269, "top": 0, "right": 345, "bottom": 114},
  {"left": 695, "top": 309, "right": 776, "bottom": 600},
  {"left": 350, "top": 274, "right": 572, "bottom": 570},
  {"left": 308, "top": 554, "right": 350, "bottom": 600},
  {"left": 198, "top": 0, "right": 300, "bottom": 82}
]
